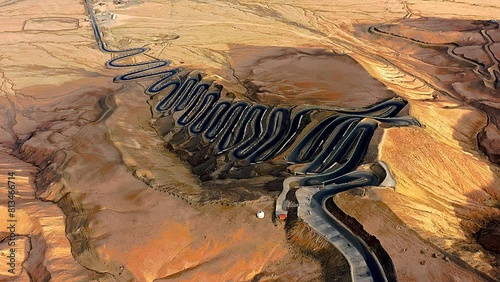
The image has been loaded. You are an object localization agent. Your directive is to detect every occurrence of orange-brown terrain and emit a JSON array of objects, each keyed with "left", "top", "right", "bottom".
[{"left": 0, "top": 0, "right": 499, "bottom": 281}]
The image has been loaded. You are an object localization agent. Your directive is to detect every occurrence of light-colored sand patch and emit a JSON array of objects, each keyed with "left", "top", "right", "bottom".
[{"left": 23, "top": 17, "right": 79, "bottom": 31}]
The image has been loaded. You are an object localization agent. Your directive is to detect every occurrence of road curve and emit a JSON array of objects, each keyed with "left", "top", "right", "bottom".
[{"left": 84, "top": 1, "right": 419, "bottom": 281}]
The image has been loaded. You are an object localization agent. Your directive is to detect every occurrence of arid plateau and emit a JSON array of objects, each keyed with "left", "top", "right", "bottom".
[{"left": 0, "top": 0, "right": 499, "bottom": 281}]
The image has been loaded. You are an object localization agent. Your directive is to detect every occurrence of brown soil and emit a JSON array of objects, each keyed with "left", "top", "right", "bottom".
[
  {"left": 1, "top": 0, "right": 500, "bottom": 280},
  {"left": 227, "top": 46, "right": 396, "bottom": 108}
]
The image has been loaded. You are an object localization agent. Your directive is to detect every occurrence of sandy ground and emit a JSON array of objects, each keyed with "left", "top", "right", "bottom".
[
  {"left": 1, "top": 0, "right": 324, "bottom": 280},
  {"left": 226, "top": 46, "right": 396, "bottom": 108},
  {"left": 0, "top": 0, "right": 499, "bottom": 281},
  {"left": 335, "top": 192, "right": 489, "bottom": 282}
]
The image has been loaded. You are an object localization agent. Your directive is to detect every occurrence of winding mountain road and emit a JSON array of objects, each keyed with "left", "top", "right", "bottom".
[{"left": 83, "top": 1, "right": 420, "bottom": 280}]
